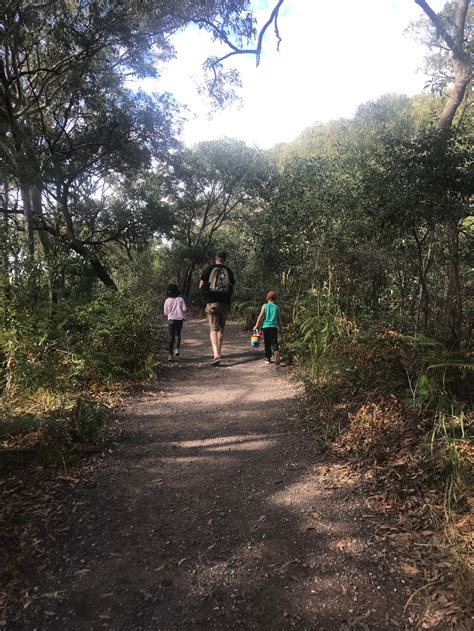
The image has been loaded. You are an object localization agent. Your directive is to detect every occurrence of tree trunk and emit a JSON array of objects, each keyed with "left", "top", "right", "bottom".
[
  {"left": 182, "top": 261, "right": 197, "bottom": 298},
  {"left": 396, "top": 268, "right": 407, "bottom": 318},
  {"left": 415, "top": 0, "right": 471, "bottom": 347},
  {"left": 30, "top": 182, "right": 62, "bottom": 309},
  {"left": 413, "top": 228, "right": 434, "bottom": 332},
  {"left": 65, "top": 236, "right": 118, "bottom": 290},
  {"left": 1, "top": 180, "right": 12, "bottom": 320},
  {"left": 444, "top": 219, "right": 462, "bottom": 348},
  {"left": 58, "top": 187, "right": 118, "bottom": 290},
  {"left": 31, "top": 183, "right": 53, "bottom": 256},
  {"left": 21, "top": 184, "right": 35, "bottom": 256},
  {"left": 438, "top": 57, "right": 472, "bottom": 130}
]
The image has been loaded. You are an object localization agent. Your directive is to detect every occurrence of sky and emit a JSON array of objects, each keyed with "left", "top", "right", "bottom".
[{"left": 142, "top": 0, "right": 446, "bottom": 149}]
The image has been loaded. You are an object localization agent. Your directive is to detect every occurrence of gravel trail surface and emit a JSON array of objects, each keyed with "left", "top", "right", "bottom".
[{"left": 9, "top": 320, "right": 415, "bottom": 630}]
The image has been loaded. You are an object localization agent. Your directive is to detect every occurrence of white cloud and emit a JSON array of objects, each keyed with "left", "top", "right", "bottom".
[{"left": 144, "top": 0, "right": 447, "bottom": 148}]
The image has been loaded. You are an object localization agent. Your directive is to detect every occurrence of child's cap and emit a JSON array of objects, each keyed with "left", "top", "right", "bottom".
[{"left": 266, "top": 290, "right": 277, "bottom": 300}]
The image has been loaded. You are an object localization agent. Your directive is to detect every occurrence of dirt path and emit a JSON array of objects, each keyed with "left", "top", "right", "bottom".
[{"left": 9, "top": 320, "right": 417, "bottom": 630}]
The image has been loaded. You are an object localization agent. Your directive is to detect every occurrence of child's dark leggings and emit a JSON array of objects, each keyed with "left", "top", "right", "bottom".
[
  {"left": 168, "top": 319, "right": 184, "bottom": 353},
  {"left": 263, "top": 327, "right": 278, "bottom": 360}
]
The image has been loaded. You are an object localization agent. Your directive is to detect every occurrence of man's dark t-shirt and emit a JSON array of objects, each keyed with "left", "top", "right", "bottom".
[{"left": 200, "top": 264, "right": 235, "bottom": 305}]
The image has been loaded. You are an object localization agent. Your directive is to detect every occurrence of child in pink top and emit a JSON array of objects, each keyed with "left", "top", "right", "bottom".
[{"left": 163, "top": 284, "right": 187, "bottom": 361}]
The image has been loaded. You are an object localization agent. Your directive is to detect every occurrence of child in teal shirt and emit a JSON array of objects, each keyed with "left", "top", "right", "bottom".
[{"left": 254, "top": 290, "right": 282, "bottom": 365}]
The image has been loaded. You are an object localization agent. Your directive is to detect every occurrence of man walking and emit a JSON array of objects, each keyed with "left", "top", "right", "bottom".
[{"left": 199, "top": 251, "right": 235, "bottom": 365}]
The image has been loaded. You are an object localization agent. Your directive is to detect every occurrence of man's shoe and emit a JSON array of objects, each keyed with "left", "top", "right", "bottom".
[
  {"left": 168, "top": 354, "right": 173, "bottom": 362},
  {"left": 264, "top": 358, "right": 273, "bottom": 364},
  {"left": 174, "top": 349, "right": 180, "bottom": 356}
]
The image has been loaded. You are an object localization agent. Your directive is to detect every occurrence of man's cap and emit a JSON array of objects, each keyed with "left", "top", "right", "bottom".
[{"left": 215, "top": 250, "right": 227, "bottom": 261}]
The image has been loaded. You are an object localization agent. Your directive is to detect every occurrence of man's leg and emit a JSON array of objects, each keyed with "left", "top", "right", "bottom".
[
  {"left": 210, "top": 329, "right": 220, "bottom": 358},
  {"left": 206, "top": 307, "right": 220, "bottom": 359},
  {"left": 216, "top": 330, "right": 224, "bottom": 357},
  {"left": 216, "top": 305, "right": 229, "bottom": 358}
]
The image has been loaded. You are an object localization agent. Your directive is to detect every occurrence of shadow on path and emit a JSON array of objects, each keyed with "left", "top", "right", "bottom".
[{"left": 10, "top": 320, "right": 414, "bottom": 631}]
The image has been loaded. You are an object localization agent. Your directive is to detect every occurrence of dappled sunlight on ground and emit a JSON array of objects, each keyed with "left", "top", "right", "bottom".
[
  {"left": 7, "top": 320, "right": 415, "bottom": 630},
  {"left": 176, "top": 435, "right": 279, "bottom": 450}
]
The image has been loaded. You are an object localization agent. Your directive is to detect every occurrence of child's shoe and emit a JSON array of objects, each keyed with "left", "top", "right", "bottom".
[{"left": 174, "top": 348, "right": 180, "bottom": 357}]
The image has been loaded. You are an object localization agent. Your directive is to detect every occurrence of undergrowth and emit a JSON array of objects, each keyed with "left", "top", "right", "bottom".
[
  {"left": 0, "top": 288, "right": 163, "bottom": 460},
  {"left": 289, "top": 288, "right": 473, "bottom": 624},
  {"left": 231, "top": 299, "right": 260, "bottom": 330}
]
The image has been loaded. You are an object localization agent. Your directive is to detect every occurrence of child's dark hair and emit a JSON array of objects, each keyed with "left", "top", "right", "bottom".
[{"left": 167, "top": 283, "right": 180, "bottom": 298}]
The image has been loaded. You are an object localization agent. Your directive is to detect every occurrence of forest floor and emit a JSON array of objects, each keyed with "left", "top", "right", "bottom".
[{"left": 2, "top": 320, "right": 457, "bottom": 630}]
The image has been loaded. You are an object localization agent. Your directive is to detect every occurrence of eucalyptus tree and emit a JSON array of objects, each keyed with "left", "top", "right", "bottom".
[
  {"left": 412, "top": 0, "right": 473, "bottom": 346},
  {"left": 0, "top": 0, "right": 285, "bottom": 293},
  {"left": 248, "top": 90, "right": 472, "bottom": 336},
  {"left": 164, "top": 138, "right": 271, "bottom": 296},
  {"left": 414, "top": 0, "right": 472, "bottom": 130},
  {"left": 253, "top": 98, "right": 411, "bottom": 309},
  {"left": 349, "top": 100, "right": 472, "bottom": 333}
]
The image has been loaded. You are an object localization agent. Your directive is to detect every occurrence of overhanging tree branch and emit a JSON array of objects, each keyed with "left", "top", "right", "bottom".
[
  {"left": 415, "top": 0, "right": 472, "bottom": 130},
  {"left": 414, "top": 0, "right": 469, "bottom": 62},
  {"left": 33, "top": 216, "right": 118, "bottom": 289},
  {"left": 204, "top": 0, "right": 285, "bottom": 69}
]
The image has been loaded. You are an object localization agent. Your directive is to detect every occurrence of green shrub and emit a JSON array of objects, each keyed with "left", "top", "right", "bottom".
[
  {"left": 67, "top": 397, "right": 108, "bottom": 443},
  {"left": 403, "top": 335, "right": 473, "bottom": 412},
  {"left": 231, "top": 300, "right": 260, "bottom": 330},
  {"left": 62, "top": 290, "right": 161, "bottom": 383},
  {"left": 0, "top": 396, "right": 109, "bottom": 446},
  {"left": 285, "top": 286, "right": 354, "bottom": 380},
  {"left": 0, "top": 286, "right": 160, "bottom": 450},
  {"left": 1, "top": 289, "right": 162, "bottom": 394},
  {"left": 0, "top": 413, "right": 39, "bottom": 440}
]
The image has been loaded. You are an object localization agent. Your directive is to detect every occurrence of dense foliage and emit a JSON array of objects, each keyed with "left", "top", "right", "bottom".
[
  {"left": 0, "top": 0, "right": 284, "bottom": 444},
  {"left": 0, "top": 0, "right": 472, "bottom": 624}
]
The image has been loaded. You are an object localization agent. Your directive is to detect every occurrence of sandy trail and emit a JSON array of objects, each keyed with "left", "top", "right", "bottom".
[{"left": 10, "top": 320, "right": 414, "bottom": 630}]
